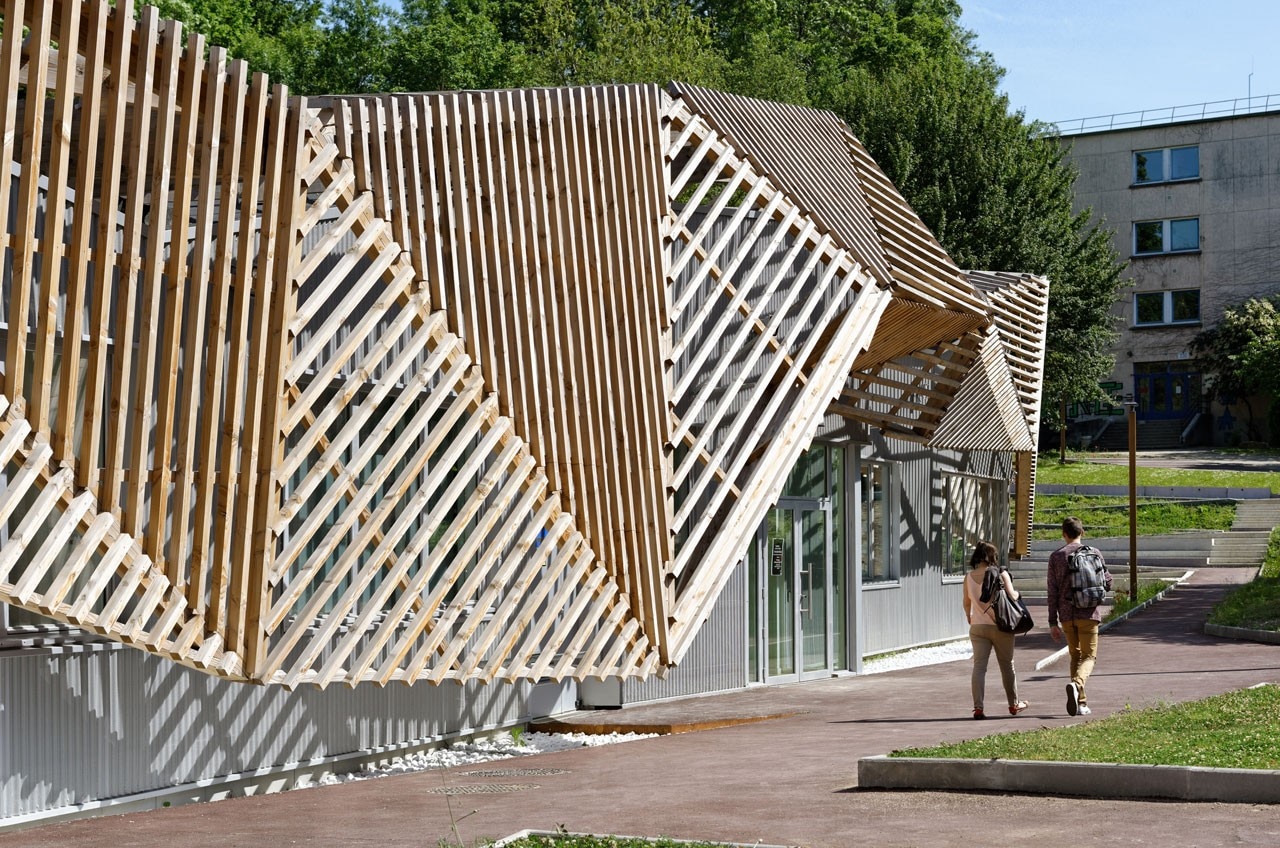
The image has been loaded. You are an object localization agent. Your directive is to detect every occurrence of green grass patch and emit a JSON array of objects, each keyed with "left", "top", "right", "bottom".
[
  {"left": 1207, "top": 527, "right": 1280, "bottom": 631},
  {"left": 892, "top": 685, "right": 1280, "bottom": 769},
  {"left": 1031, "top": 494, "right": 1235, "bottom": 540},
  {"left": 1036, "top": 459, "right": 1280, "bottom": 494}
]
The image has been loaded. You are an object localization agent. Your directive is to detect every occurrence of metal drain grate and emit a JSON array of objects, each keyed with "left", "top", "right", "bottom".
[
  {"left": 427, "top": 783, "right": 539, "bottom": 795},
  {"left": 462, "top": 767, "right": 568, "bottom": 777}
]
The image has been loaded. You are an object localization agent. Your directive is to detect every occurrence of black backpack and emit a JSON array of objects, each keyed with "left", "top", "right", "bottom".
[{"left": 1067, "top": 545, "right": 1109, "bottom": 608}]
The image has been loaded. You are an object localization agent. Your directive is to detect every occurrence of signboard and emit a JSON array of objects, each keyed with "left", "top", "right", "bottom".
[{"left": 770, "top": 538, "right": 784, "bottom": 576}]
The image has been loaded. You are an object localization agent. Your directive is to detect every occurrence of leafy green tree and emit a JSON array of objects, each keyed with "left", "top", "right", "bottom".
[
  {"left": 698, "top": 0, "right": 969, "bottom": 103},
  {"left": 388, "top": 0, "right": 541, "bottom": 92},
  {"left": 573, "top": 0, "right": 728, "bottom": 88},
  {"left": 305, "top": 0, "right": 392, "bottom": 94},
  {"left": 834, "top": 54, "right": 1124, "bottom": 448},
  {"left": 145, "top": 0, "right": 323, "bottom": 91},
  {"left": 1192, "top": 297, "right": 1280, "bottom": 443}
]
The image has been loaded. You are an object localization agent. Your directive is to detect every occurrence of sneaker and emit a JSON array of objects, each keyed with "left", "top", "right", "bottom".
[
  {"left": 1078, "top": 704, "right": 1092, "bottom": 716},
  {"left": 1008, "top": 700, "right": 1029, "bottom": 715},
  {"left": 1065, "top": 682, "right": 1079, "bottom": 716},
  {"left": 973, "top": 709, "right": 986, "bottom": 720}
]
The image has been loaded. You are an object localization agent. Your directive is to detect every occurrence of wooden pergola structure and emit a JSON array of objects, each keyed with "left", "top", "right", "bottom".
[{"left": 0, "top": 1, "right": 1047, "bottom": 688}]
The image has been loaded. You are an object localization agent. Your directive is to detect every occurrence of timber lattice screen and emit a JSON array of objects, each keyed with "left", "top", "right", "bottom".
[{"left": 0, "top": 1, "right": 1044, "bottom": 687}]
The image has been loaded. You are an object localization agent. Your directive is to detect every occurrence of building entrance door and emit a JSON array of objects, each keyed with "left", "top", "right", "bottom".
[
  {"left": 761, "top": 498, "right": 832, "bottom": 684},
  {"left": 1135, "top": 368, "right": 1198, "bottom": 420}
]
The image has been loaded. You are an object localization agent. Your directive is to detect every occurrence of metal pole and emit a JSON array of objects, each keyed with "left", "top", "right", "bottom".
[{"left": 1126, "top": 399, "right": 1139, "bottom": 601}]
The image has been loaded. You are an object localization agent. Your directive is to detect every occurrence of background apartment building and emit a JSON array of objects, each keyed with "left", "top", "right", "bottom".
[{"left": 1060, "top": 103, "right": 1280, "bottom": 448}]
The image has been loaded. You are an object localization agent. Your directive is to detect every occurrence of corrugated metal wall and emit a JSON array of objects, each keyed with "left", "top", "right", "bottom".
[
  {"left": 0, "top": 647, "right": 528, "bottom": 821},
  {"left": 619, "top": 558, "right": 747, "bottom": 704},
  {"left": 858, "top": 433, "right": 1013, "bottom": 656}
]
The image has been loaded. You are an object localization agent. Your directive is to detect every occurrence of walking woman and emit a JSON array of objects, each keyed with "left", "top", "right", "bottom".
[{"left": 963, "top": 541, "right": 1029, "bottom": 719}]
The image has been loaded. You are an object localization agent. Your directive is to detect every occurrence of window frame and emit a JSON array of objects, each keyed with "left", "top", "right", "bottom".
[
  {"left": 1132, "top": 217, "right": 1199, "bottom": 256},
  {"left": 857, "top": 456, "right": 898, "bottom": 586},
  {"left": 1133, "top": 288, "right": 1201, "bottom": 327},
  {"left": 940, "top": 472, "right": 1008, "bottom": 579},
  {"left": 1133, "top": 145, "right": 1200, "bottom": 185}
]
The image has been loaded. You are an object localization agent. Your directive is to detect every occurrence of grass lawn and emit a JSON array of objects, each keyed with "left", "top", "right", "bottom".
[
  {"left": 1036, "top": 457, "right": 1280, "bottom": 494},
  {"left": 892, "top": 685, "right": 1280, "bottom": 769},
  {"left": 1208, "top": 527, "right": 1280, "bottom": 630},
  {"left": 1031, "top": 494, "right": 1235, "bottom": 540}
]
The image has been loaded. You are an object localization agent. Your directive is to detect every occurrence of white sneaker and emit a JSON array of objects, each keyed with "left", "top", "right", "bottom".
[
  {"left": 1078, "top": 704, "right": 1092, "bottom": 715},
  {"left": 1065, "top": 682, "right": 1079, "bottom": 716}
]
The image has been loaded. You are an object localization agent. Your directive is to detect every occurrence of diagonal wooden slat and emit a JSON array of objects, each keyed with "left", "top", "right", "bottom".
[{"left": 0, "top": 1, "right": 1046, "bottom": 690}]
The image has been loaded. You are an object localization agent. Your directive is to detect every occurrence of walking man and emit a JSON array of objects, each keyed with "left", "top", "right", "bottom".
[{"left": 1047, "top": 516, "right": 1112, "bottom": 716}]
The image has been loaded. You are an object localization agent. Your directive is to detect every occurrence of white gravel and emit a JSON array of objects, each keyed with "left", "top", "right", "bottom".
[
  {"left": 861, "top": 639, "right": 973, "bottom": 673},
  {"left": 310, "top": 730, "right": 658, "bottom": 785}
]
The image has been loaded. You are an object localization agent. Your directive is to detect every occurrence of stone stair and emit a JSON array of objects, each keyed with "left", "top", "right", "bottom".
[
  {"left": 1012, "top": 532, "right": 1216, "bottom": 600},
  {"left": 1011, "top": 497, "right": 1279, "bottom": 599},
  {"left": 1089, "top": 417, "right": 1186, "bottom": 451},
  {"left": 1231, "top": 498, "right": 1280, "bottom": 531}
]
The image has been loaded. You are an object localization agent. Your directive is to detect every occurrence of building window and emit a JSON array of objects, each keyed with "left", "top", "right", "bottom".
[
  {"left": 1133, "top": 145, "right": 1199, "bottom": 184},
  {"left": 942, "top": 473, "right": 1006, "bottom": 577},
  {"left": 858, "top": 459, "right": 896, "bottom": 583},
  {"left": 1133, "top": 217, "right": 1199, "bottom": 255},
  {"left": 1134, "top": 289, "right": 1201, "bottom": 326}
]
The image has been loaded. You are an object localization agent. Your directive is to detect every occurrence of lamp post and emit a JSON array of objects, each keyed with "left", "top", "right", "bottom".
[{"left": 1125, "top": 397, "right": 1139, "bottom": 602}]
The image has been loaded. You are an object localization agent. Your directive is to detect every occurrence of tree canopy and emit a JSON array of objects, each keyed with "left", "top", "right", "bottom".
[
  {"left": 1192, "top": 297, "right": 1280, "bottom": 442},
  {"left": 142, "top": 0, "right": 1126, "bottom": 425}
]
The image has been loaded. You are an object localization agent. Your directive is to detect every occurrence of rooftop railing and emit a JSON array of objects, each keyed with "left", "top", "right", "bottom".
[{"left": 1050, "top": 94, "right": 1280, "bottom": 136}]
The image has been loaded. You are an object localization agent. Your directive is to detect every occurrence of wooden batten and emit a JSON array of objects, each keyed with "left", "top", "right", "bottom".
[{"left": 0, "top": 1, "right": 1049, "bottom": 689}]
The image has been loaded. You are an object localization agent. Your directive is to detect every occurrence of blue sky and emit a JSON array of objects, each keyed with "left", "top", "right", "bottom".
[{"left": 959, "top": 1, "right": 1280, "bottom": 125}]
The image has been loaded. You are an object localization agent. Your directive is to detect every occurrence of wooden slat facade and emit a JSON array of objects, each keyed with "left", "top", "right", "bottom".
[{"left": 0, "top": 1, "right": 1048, "bottom": 687}]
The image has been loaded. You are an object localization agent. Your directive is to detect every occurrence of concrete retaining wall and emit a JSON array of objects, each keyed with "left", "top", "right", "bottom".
[
  {"left": 1037, "top": 484, "right": 1272, "bottom": 499},
  {"left": 857, "top": 756, "right": 1280, "bottom": 803}
]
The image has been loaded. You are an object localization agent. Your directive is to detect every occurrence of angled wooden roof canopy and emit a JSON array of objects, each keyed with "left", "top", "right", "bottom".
[{"left": 0, "top": 0, "right": 1047, "bottom": 687}]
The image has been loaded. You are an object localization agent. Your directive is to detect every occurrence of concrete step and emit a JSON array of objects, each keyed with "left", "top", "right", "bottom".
[
  {"left": 1232, "top": 503, "right": 1280, "bottom": 531},
  {"left": 1018, "top": 554, "right": 1208, "bottom": 568},
  {"left": 1029, "top": 533, "right": 1226, "bottom": 554}
]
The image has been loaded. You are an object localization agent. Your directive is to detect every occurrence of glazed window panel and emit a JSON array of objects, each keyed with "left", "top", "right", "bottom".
[
  {"left": 1134, "top": 221, "right": 1164, "bottom": 254},
  {"left": 1133, "top": 217, "right": 1199, "bottom": 255},
  {"left": 942, "top": 473, "right": 1003, "bottom": 577},
  {"left": 1171, "top": 289, "right": 1201, "bottom": 322},
  {"left": 1133, "top": 149, "right": 1164, "bottom": 184},
  {"left": 1169, "top": 217, "right": 1199, "bottom": 252},
  {"left": 860, "top": 460, "right": 893, "bottom": 583},
  {"left": 1134, "top": 289, "right": 1201, "bottom": 326},
  {"left": 1133, "top": 145, "right": 1199, "bottom": 184},
  {"left": 1134, "top": 292, "right": 1166, "bottom": 325},
  {"left": 1169, "top": 146, "right": 1199, "bottom": 180}
]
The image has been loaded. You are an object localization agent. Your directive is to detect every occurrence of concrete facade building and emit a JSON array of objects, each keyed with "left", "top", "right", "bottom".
[{"left": 1061, "top": 106, "right": 1280, "bottom": 447}]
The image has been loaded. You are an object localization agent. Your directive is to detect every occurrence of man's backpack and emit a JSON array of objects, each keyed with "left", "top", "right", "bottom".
[{"left": 1067, "top": 545, "right": 1109, "bottom": 608}]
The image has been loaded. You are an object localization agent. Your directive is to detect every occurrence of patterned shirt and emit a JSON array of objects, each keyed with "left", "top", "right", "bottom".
[{"left": 1046, "top": 540, "right": 1109, "bottom": 627}]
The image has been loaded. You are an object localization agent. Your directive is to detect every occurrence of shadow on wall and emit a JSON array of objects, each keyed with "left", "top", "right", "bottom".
[{"left": 0, "top": 646, "right": 532, "bottom": 820}]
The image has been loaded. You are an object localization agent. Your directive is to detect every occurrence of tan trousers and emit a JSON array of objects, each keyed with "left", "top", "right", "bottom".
[
  {"left": 1061, "top": 618, "right": 1100, "bottom": 704},
  {"left": 969, "top": 623, "right": 1018, "bottom": 710}
]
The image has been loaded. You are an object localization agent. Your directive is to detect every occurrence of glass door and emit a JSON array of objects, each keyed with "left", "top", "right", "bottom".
[
  {"left": 762, "top": 498, "right": 832, "bottom": 683},
  {"left": 798, "top": 505, "right": 829, "bottom": 677}
]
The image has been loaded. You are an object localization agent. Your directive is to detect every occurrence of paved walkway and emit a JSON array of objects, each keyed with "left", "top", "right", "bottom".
[{"left": 3, "top": 567, "right": 1277, "bottom": 848}]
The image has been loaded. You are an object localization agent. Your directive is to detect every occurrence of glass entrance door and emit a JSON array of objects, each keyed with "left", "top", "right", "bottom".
[
  {"left": 762, "top": 498, "right": 831, "bottom": 683},
  {"left": 1135, "top": 367, "right": 1199, "bottom": 420}
]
